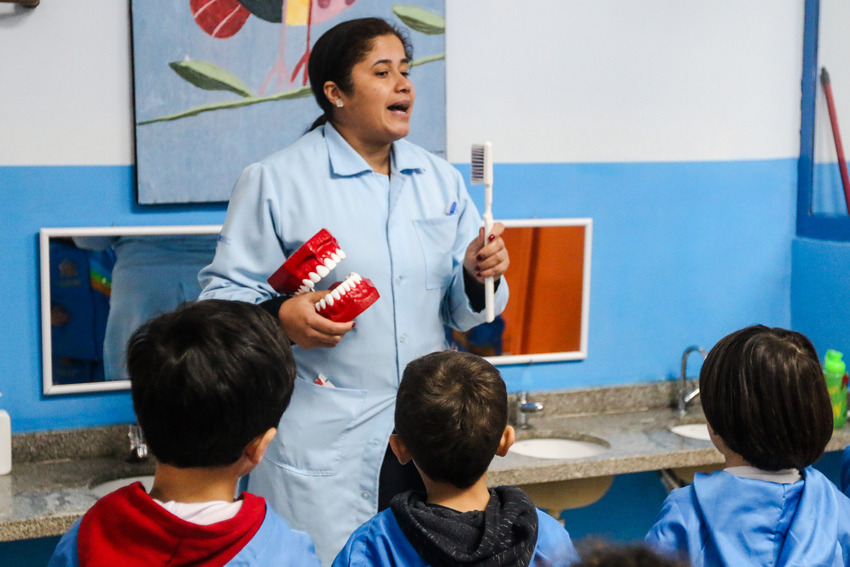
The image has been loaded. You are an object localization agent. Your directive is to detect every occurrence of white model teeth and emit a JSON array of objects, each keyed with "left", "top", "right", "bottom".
[
  {"left": 330, "top": 252, "right": 341, "bottom": 264},
  {"left": 338, "top": 249, "right": 346, "bottom": 260},
  {"left": 309, "top": 272, "right": 321, "bottom": 283},
  {"left": 315, "top": 272, "right": 364, "bottom": 312},
  {"left": 317, "top": 265, "right": 330, "bottom": 278},
  {"left": 324, "top": 258, "right": 337, "bottom": 271}
]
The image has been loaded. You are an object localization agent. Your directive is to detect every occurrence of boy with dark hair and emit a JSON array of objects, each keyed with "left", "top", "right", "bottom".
[
  {"left": 646, "top": 325, "right": 850, "bottom": 566},
  {"left": 49, "top": 300, "right": 321, "bottom": 567},
  {"left": 332, "top": 350, "right": 579, "bottom": 567}
]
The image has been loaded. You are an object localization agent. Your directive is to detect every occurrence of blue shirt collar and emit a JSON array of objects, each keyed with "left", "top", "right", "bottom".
[{"left": 323, "top": 122, "right": 425, "bottom": 177}]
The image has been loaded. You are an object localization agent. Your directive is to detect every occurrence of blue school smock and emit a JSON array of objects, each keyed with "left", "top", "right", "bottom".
[
  {"left": 331, "top": 507, "right": 579, "bottom": 567},
  {"left": 645, "top": 467, "right": 850, "bottom": 566},
  {"left": 198, "top": 123, "right": 509, "bottom": 565}
]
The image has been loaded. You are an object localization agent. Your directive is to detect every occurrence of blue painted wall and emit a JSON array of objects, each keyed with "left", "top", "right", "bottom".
[{"left": 0, "top": 157, "right": 797, "bottom": 432}]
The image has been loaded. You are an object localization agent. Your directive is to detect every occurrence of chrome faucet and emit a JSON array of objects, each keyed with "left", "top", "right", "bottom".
[
  {"left": 127, "top": 423, "right": 149, "bottom": 463},
  {"left": 677, "top": 346, "right": 707, "bottom": 416},
  {"left": 516, "top": 391, "right": 544, "bottom": 429}
]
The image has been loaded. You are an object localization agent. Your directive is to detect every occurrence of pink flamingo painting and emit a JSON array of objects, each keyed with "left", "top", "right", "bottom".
[{"left": 190, "top": 0, "right": 357, "bottom": 91}]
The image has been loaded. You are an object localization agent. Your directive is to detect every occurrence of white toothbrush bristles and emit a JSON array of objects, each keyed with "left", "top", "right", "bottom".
[{"left": 471, "top": 141, "right": 495, "bottom": 323}]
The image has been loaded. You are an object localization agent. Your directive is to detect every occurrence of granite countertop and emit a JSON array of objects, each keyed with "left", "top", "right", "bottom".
[
  {"left": 488, "top": 383, "right": 850, "bottom": 486},
  {"left": 3, "top": 381, "right": 850, "bottom": 542},
  {"left": 1, "top": 425, "right": 155, "bottom": 542}
]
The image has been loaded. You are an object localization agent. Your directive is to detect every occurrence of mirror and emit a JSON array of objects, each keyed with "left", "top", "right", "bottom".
[
  {"left": 40, "top": 225, "right": 221, "bottom": 395},
  {"left": 40, "top": 218, "right": 591, "bottom": 394},
  {"left": 447, "top": 218, "right": 592, "bottom": 365}
]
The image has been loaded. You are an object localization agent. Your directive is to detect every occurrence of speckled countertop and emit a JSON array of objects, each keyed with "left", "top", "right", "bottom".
[
  {"left": 3, "top": 381, "right": 850, "bottom": 542},
  {"left": 1, "top": 425, "right": 154, "bottom": 542}
]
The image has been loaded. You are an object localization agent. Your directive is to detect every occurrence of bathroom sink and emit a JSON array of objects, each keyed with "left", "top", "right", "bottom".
[
  {"left": 510, "top": 437, "right": 609, "bottom": 460},
  {"left": 670, "top": 423, "right": 711, "bottom": 441},
  {"left": 90, "top": 474, "right": 155, "bottom": 498}
]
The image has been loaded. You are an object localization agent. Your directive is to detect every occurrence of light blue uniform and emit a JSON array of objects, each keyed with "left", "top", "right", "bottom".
[
  {"left": 74, "top": 235, "right": 217, "bottom": 380},
  {"left": 645, "top": 467, "right": 850, "bottom": 566},
  {"left": 332, "top": 507, "right": 579, "bottom": 567},
  {"left": 198, "top": 123, "right": 508, "bottom": 565}
]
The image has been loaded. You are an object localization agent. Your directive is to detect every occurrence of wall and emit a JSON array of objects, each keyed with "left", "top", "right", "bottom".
[{"left": 1, "top": 0, "right": 803, "bottom": 434}]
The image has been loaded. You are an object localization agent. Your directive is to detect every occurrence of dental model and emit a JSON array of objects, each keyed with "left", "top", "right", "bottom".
[
  {"left": 267, "top": 229, "right": 379, "bottom": 322},
  {"left": 314, "top": 273, "right": 380, "bottom": 323},
  {"left": 267, "top": 229, "right": 346, "bottom": 296}
]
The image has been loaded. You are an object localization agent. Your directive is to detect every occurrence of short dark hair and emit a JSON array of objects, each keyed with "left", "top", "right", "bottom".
[
  {"left": 575, "top": 541, "right": 689, "bottom": 567},
  {"left": 307, "top": 17, "right": 413, "bottom": 130},
  {"left": 395, "top": 350, "right": 508, "bottom": 488},
  {"left": 127, "top": 299, "right": 296, "bottom": 468},
  {"left": 699, "top": 325, "right": 832, "bottom": 470}
]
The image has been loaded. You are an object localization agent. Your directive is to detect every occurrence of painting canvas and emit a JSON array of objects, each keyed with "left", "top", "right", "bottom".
[{"left": 131, "top": 0, "right": 446, "bottom": 204}]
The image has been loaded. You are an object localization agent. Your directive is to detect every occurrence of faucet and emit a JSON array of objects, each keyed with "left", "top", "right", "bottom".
[
  {"left": 127, "top": 423, "right": 149, "bottom": 463},
  {"left": 516, "top": 391, "right": 544, "bottom": 429},
  {"left": 677, "top": 346, "right": 707, "bottom": 416}
]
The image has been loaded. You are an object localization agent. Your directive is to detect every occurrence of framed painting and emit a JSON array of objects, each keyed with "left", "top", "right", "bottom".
[{"left": 131, "top": 0, "right": 446, "bottom": 204}]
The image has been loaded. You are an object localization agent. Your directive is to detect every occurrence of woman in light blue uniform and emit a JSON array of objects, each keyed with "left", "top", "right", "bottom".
[
  {"left": 645, "top": 325, "right": 850, "bottom": 566},
  {"left": 199, "top": 18, "right": 509, "bottom": 566}
]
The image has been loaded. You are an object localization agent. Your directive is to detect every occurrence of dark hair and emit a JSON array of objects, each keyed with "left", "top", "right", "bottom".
[
  {"left": 307, "top": 17, "right": 412, "bottom": 131},
  {"left": 395, "top": 350, "right": 508, "bottom": 488},
  {"left": 575, "top": 541, "right": 689, "bottom": 567},
  {"left": 699, "top": 325, "right": 832, "bottom": 470},
  {"left": 127, "top": 299, "right": 296, "bottom": 468}
]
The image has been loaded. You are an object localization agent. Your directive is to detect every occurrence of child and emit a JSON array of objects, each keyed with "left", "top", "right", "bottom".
[
  {"left": 332, "top": 350, "right": 579, "bottom": 567},
  {"left": 48, "top": 300, "right": 321, "bottom": 567},
  {"left": 645, "top": 325, "right": 850, "bottom": 566}
]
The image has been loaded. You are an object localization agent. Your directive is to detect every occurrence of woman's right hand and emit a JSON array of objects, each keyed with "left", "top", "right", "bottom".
[{"left": 277, "top": 291, "right": 355, "bottom": 349}]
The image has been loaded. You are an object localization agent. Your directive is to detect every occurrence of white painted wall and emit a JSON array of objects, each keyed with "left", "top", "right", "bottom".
[
  {"left": 0, "top": 0, "right": 804, "bottom": 166},
  {"left": 0, "top": 1, "right": 134, "bottom": 165}
]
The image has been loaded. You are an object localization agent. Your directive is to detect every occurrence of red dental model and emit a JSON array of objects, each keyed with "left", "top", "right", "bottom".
[
  {"left": 267, "top": 229, "right": 346, "bottom": 295},
  {"left": 267, "top": 229, "right": 379, "bottom": 322},
  {"left": 315, "top": 273, "right": 380, "bottom": 323}
]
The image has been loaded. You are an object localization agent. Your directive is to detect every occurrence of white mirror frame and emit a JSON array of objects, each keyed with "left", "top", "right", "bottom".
[
  {"left": 486, "top": 217, "right": 592, "bottom": 366},
  {"left": 40, "top": 225, "right": 222, "bottom": 395},
  {"left": 40, "top": 219, "right": 591, "bottom": 394}
]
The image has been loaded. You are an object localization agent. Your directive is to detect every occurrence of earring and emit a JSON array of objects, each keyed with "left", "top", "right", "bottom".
[{"left": 335, "top": 99, "right": 344, "bottom": 108}]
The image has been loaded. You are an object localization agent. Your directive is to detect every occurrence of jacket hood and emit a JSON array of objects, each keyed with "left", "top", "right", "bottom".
[
  {"left": 76, "top": 482, "right": 265, "bottom": 567},
  {"left": 390, "top": 486, "right": 538, "bottom": 567}
]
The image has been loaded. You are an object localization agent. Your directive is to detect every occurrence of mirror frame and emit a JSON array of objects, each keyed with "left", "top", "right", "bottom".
[
  {"left": 40, "top": 225, "right": 222, "bottom": 395},
  {"left": 486, "top": 217, "right": 592, "bottom": 366},
  {"left": 40, "top": 218, "right": 592, "bottom": 394}
]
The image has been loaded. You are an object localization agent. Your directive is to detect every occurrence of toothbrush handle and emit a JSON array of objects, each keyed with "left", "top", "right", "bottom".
[{"left": 483, "top": 210, "right": 494, "bottom": 323}]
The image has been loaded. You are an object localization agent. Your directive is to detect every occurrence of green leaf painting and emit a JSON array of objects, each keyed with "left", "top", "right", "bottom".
[
  {"left": 393, "top": 4, "right": 445, "bottom": 35},
  {"left": 169, "top": 58, "right": 254, "bottom": 97}
]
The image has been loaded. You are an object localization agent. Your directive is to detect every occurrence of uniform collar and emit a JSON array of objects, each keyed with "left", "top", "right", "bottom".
[{"left": 324, "top": 122, "right": 425, "bottom": 177}]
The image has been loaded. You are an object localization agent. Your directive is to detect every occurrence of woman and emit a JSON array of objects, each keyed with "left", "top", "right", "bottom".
[{"left": 199, "top": 17, "right": 509, "bottom": 565}]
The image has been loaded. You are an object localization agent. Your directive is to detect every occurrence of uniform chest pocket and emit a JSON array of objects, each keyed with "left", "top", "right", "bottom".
[
  {"left": 413, "top": 217, "right": 457, "bottom": 290},
  {"left": 265, "top": 377, "right": 366, "bottom": 476}
]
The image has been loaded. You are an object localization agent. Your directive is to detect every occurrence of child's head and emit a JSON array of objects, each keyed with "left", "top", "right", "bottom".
[
  {"left": 575, "top": 541, "right": 689, "bottom": 566},
  {"left": 127, "top": 299, "right": 295, "bottom": 468},
  {"left": 699, "top": 324, "right": 832, "bottom": 471},
  {"left": 394, "top": 350, "right": 510, "bottom": 488}
]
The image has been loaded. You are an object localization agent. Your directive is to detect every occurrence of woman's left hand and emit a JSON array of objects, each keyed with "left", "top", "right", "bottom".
[{"left": 464, "top": 222, "right": 509, "bottom": 284}]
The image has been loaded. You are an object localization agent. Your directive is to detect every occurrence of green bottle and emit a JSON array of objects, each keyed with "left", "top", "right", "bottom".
[{"left": 824, "top": 349, "right": 848, "bottom": 428}]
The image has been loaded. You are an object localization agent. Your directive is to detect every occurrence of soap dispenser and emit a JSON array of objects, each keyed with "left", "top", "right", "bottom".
[
  {"left": 824, "top": 349, "right": 849, "bottom": 429},
  {"left": 0, "top": 393, "right": 9, "bottom": 475}
]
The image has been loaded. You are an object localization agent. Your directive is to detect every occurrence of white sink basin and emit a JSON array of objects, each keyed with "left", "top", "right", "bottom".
[
  {"left": 90, "top": 475, "right": 155, "bottom": 498},
  {"left": 670, "top": 423, "right": 711, "bottom": 441},
  {"left": 510, "top": 437, "right": 608, "bottom": 460}
]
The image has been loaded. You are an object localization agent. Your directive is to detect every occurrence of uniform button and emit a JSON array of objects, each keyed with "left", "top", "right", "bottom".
[
  {"left": 399, "top": 334, "right": 407, "bottom": 343},
  {"left": 396, "top": 275, "right": 404, "bottom": 283},
  {"left": 369, "top": 439, "right": 380, "bottom": 447},
  {"left": 361, "top": 491, "right": 371, "bottom": 499}
]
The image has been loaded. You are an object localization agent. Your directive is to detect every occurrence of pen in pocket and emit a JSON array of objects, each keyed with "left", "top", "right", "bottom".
[{"left": 445, "top": 201, "right": 457, "bottom": 215}]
